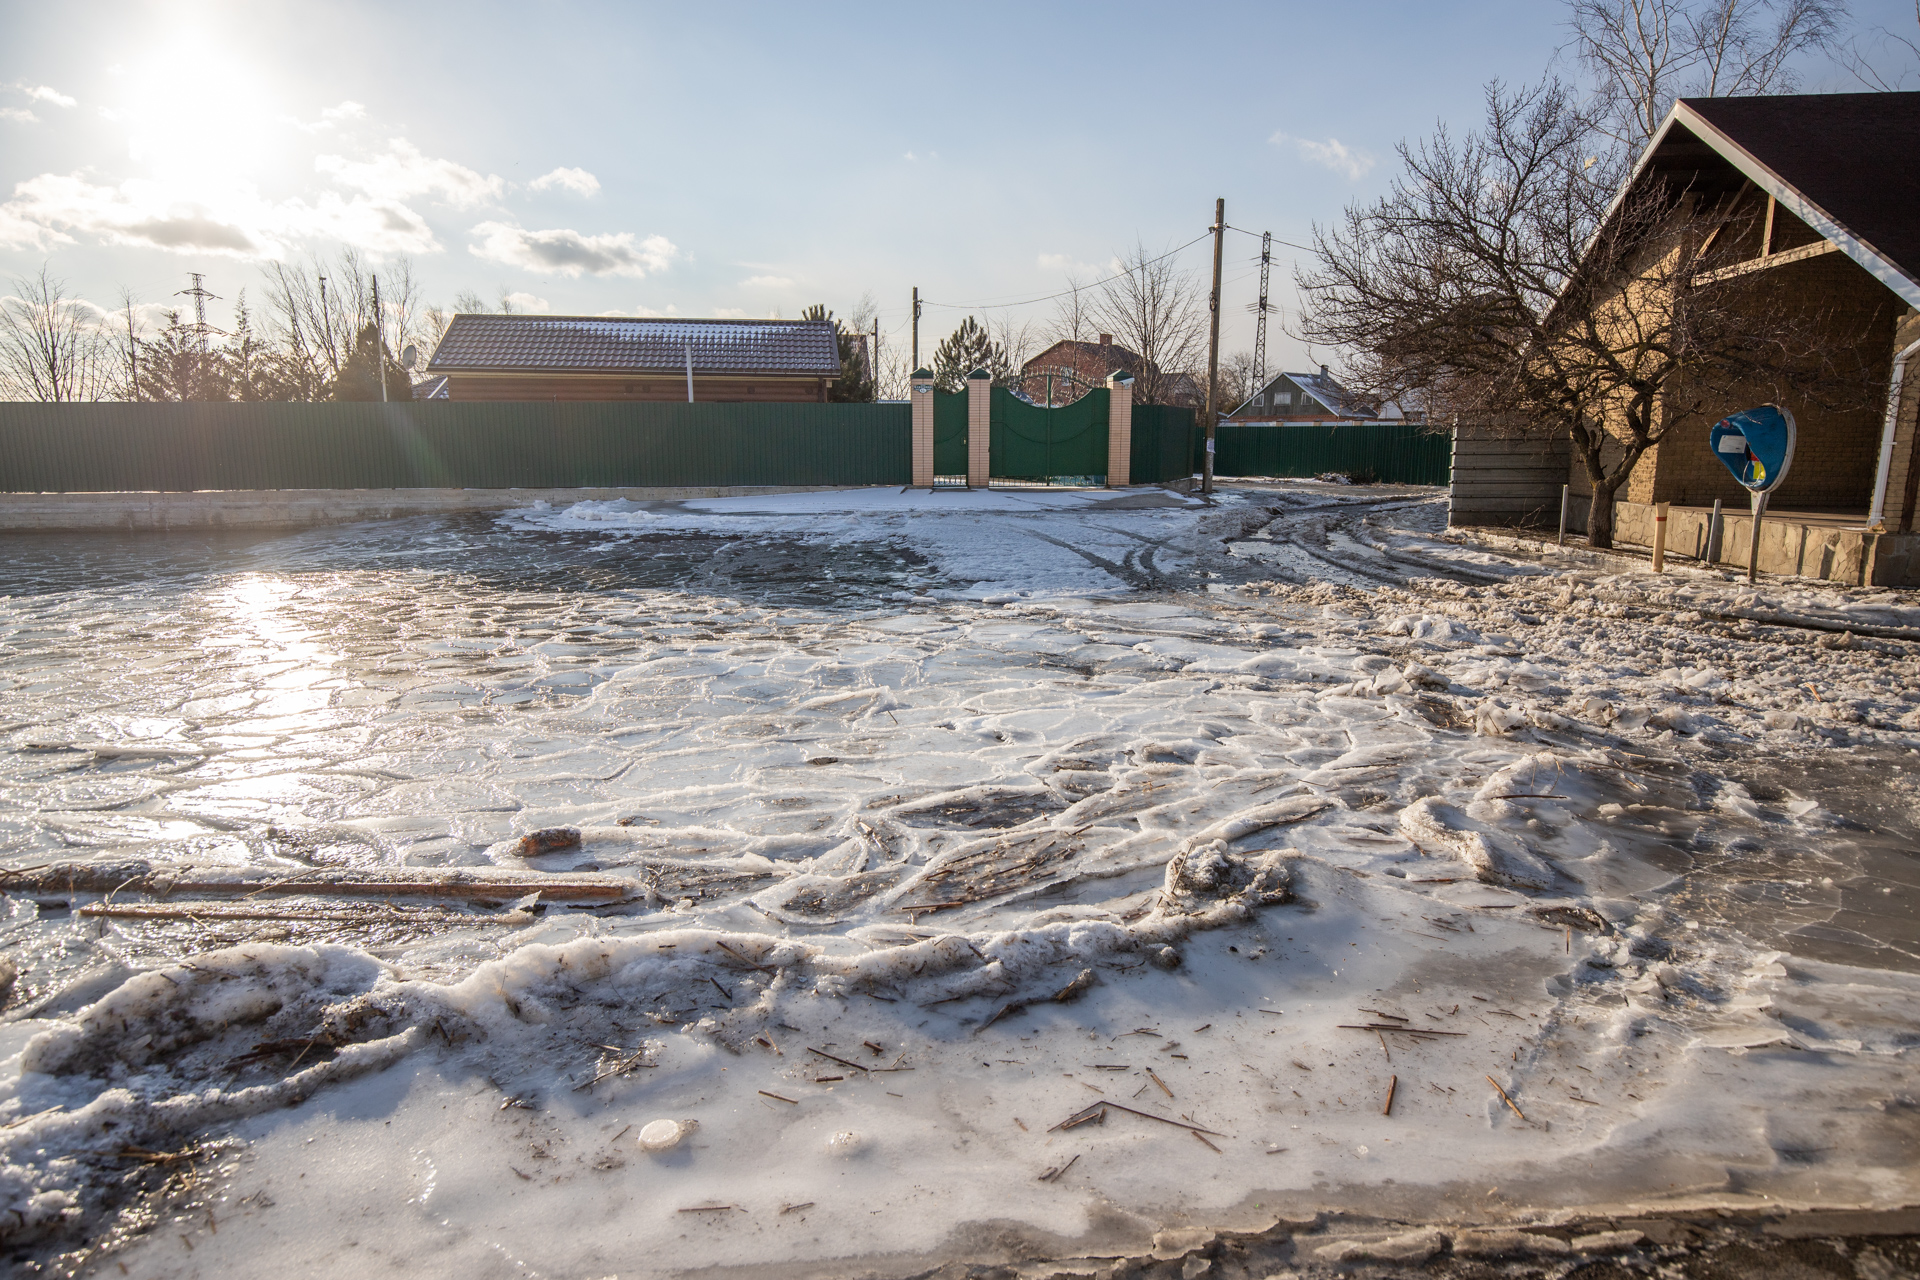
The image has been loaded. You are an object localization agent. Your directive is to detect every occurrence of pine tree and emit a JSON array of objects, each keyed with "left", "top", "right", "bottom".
[
  {"left": 801, "top": 304, "right": 876, "bottom": 403},
  {"left": 330, "top": 323, "right": 412, "bottom": 401},
  {"left": 930, "top": 315, "right": 1010, "bottom": 392},
  {"left": 134, "top": 310, "right": 232, "bottom": 401}
]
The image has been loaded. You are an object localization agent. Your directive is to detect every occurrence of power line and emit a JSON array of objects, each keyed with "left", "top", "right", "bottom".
[{"left": 920, "top": 232, "right": 1212, "bottom": 312}]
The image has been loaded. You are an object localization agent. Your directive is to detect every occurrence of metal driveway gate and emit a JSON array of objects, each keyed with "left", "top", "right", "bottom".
[{"left": 988, "top": 386, "right": 1108, "bottom": 486}]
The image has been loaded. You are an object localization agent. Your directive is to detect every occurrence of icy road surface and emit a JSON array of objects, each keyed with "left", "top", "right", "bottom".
[{"left": 1, "top": 483, "right": 1918, "bottom": 1278}]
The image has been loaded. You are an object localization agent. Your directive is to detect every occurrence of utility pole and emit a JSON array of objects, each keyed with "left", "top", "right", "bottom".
[
  {"left": 371, "top": 274, "right": 386, "bottom": 403},
  {"left": 1202, "top": 198, "right": 1225, "bottom": 496},
  {"left": 1253, "top": 230, "right": 1272, "bottom": 392},
  {"left": 871, "top": 316, "right": 879, "bottom": 398},
  {"left": 911, "top": 287, "right": 922, "bottom": 371}
]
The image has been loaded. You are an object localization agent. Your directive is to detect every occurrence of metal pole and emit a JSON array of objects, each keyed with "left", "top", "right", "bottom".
[
  {"left": 372, "top": 274, "right": 386, "bottom": 403},
  {"left": 911, "top": 287, "right": 920, "bottom": 371},
  {"left": 685, "top": 342, "right": 694, "bottom": 402},
  {"left": 1556, "top": 484, "right": 1569, "bottom": 546},
  {"left": 1651, "top": 501, "right": 1669, "bottom": 572},
  {"left": 1708, "top": 498, "right": 1723, "bottom": 564},
  {"left": 1747, "top": 490, "right": 1768, "bottom": 584},
  {"left": 1202, "top": 197, "right": 1224, "bottom": 496}
]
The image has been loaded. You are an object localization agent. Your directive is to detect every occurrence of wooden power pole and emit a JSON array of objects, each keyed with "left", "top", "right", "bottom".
[
  {"left": 911, "top": 286, "right": 921, "bottom": 371},
  {"left": 1203, "top": 197, "right": 1224, "bottom": 496}
]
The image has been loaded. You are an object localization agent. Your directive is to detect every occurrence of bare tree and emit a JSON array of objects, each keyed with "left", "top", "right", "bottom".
[
  {"left": 111, "top": 287, "right": 145, "bottom": 400},
  {"left": 0, "top": 267, "right": 111, "bottom": 401},
  {"left": 990, "top": 315, "right": 1037, "bottom": 378},
  {"left": 1297, "top": 78, "right": 1856, "bottom": 548},
  {"left": 1046, "top": 274, "right": 1097, "bottom": 345},
  {"left": 1089, "top": 242, "right": 1207, "bottom": 405},
  {"left": 1568, "top": 0, "right": 1850, "bottom": 147},
  {"left": 258, "top": 250, "right": 422, "bottom": 400},
  {"left": 1841, "top": 0, "right": 1919, "bottom": 88}
]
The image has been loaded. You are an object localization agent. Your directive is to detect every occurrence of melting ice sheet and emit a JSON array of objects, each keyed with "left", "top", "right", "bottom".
[{"left": 1, "top": 485, "right": 1918, "bottom": 1277}]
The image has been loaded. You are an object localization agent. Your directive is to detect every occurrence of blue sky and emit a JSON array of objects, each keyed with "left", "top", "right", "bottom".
[{"left": 0, "top": 0, "right": 1911, "bottom": 374}]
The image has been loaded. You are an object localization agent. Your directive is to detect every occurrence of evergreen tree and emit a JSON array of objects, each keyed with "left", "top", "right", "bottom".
[
  {"left": 330, "top": 322, "right": 413, "bottom": 401},
  {"left": 134, "top": 310, "right": 232, "bottom": 401},
  {"left": 801, "top": 304, "right": 876, "bottom": 402},
  {"left": 930, "top": 315, "right": 1010, "bottom": 392}
]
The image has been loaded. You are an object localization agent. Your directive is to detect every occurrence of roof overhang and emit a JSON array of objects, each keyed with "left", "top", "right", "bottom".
[{"left": 1622, "top": 100, "right": 1920, "bottom": 310}]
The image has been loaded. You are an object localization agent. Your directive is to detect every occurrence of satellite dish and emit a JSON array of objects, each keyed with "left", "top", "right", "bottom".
[{"left": 400, "top": 344, "right": 419, "bottom": 371}]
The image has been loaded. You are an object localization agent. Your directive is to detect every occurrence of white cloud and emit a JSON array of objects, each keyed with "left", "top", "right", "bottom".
[
  {"left": 502, "top": 291, "right": 550, "bottom": 313},
  {"left": 528, "top": 166, "right": 600, "bottom": 197},
  {"left": 1270, "top": 132, "right": 1374, "bottom": 181},
  {"left": 740, "top": 275, "right": 792, "bottom": 289},
  {"left": 904, "top": 151, "right": 916, "bottom": 161},
  {"left": 0, "top": 108, "right": 37, "bottom": 125},
  {"left": 468, "top": 221, "right": 677, "bottom": 277},
  {"left": 0, "top": 170, "right": 443, "bottom": 259},
  {"left": 20, "top": 85, "right": 75, "bottom": 108},
  {"left": 315, "top": 139, "right": 503, "bottom": 209},
  {"left": 292, "top": 100, "right": 366, "bottom": 133},
  {"left": 710, "top": 307, "right": 745, "bottom": 318}
]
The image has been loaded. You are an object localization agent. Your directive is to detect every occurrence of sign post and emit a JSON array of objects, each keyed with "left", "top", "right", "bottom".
[{"left": 1708, "top": 405, "right": 1796, "bottom": 584}]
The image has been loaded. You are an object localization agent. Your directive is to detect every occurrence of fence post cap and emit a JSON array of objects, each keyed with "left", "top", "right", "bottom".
[
  {"left": 967, "top": 367, "right": 991, "bottom": 382},
  {"left": 1106, "top": 372, "right": 1134, "bottom": 388},
  {"left": 911, "top": 367, "right": 932, "bottom": 380}
]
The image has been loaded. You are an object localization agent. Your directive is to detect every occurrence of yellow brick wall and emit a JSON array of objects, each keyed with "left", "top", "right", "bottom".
[{"left": 1616, "top": 252, "right": 1901, "bottom": 510}]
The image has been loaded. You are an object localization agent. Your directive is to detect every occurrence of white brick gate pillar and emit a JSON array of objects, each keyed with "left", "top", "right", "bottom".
[
  {"left": 910, "top": 367, "right": 935, "bottom": 488},
  {"left": 966, "top": 368, "right": 991, "bottom": 489},
  {"left": 1106, "top": 372, "right": 1133, "bottom": 487}
]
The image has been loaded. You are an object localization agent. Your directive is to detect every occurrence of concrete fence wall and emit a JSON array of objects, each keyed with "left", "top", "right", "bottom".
[{"left": 1448, "top": 423, "right": 1571, "bottom": 527}]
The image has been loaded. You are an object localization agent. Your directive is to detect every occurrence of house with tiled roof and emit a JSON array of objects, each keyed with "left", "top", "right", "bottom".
[{"left": 424, "top": 315, "right": 842, "bottom": 402}]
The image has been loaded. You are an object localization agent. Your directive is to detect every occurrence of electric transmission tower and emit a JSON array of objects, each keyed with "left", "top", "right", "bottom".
[
  {"left": 1251, "top": 231, "right": 1272, "bottom": 389},
  {"left": 176, "top": 274, "right": 222, "bottom": 352}
]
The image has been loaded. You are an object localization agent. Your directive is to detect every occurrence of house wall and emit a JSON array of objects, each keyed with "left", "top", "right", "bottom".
[
  {"left": 1878, "top": 309, "right": 1920, "bottom": 531},
  {"left": 1631, "top": 252, "right": 1902, "bottom": 509},
  {"left": 441, "top": 373, "right": 830, "bottom": 403}
]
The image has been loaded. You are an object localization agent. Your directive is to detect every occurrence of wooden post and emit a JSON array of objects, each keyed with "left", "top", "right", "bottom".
[
  {"left": 911, "top": 287, "right": 920, "bottom": 372},
  {"left": 1106, "top": 372, "right": 1133, "bottom": 487},
  {"left": 1202, "top": 198, "right": 1224, "bottom": 496},
  {"left": 910, "top": 367, "right": 935, "bottom": 489},
  {"left": 966, "top": 367, "right": 991, "bottom": 489},
  {"left": 1652, "top": 501, "right": 1669, "bottom": 572}
]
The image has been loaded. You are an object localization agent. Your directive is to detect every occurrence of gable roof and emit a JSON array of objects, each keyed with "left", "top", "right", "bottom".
[
  {"left": 427, "top": 315, "right": 842, "bottom": 377},
  {"left": 1021, "top": 338, "right": 1145, "bottom": 376},
  {"left": 1233, "top": 369, "right": 1375, "bottom": 418},
  {"left": 1629, "top": 92, "right": 1920, "bottom": 309}
]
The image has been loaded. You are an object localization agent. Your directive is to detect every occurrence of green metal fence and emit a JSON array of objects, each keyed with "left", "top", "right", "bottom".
[
  {"left": 1213, "top": 422, "right": 1451, "bottom": 485},
  {"left": 932, "top": 392, "right": 968, "bottom": 477},
  {"left": 1131, "top": 403, "right": 1198, "bottom": 484},
  {"left": 989, "top": 387, "right": 1107, "bottom": 482},
  {"left": 0, "top": 401, "right": 914, "bottom": 492}
]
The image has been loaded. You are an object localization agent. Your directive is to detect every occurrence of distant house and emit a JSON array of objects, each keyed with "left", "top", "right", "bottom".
[
  {"left": 410, "top": 374, "right": 449, "bottom": 400},
  {"left": 1015, "top": 334, "right": 1142, "bottom": 402},
  {"left": 1015, "top": 333, "right": 1201, "bottom": 407},
  {"left": 424, "top": 315, "right": 842, "bottom": 402},
  {"left": 1230, "top": 367, "right": 1379, "bottom": 422}
]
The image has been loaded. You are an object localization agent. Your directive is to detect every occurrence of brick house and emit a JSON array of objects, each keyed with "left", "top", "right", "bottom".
[
  {"left": 1014, "top": 334, "right": 1142, "bottom": 403},
  {"left": 424, "top": 316, "right": 842, "bottom": 402},
  {"left": 1568, "top": 92, "right": 1920, "bottom": 523}
]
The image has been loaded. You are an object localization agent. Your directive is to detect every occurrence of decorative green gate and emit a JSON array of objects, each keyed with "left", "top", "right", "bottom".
[
  {"left": 989, "top": 386, "right": 1108, "bottom": 485},
  {"left": 933, "top": 391, "right": 968, "bottom": 479}
]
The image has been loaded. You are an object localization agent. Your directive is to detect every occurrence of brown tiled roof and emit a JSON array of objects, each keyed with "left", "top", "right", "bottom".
[{"left": 427, "top": 315, "right": 841, "bottom": 376}]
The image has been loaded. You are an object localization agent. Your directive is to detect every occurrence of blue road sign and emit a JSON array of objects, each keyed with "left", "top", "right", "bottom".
[{"left": 1709, "top": 404, "right": 1796, "bottom": 494}]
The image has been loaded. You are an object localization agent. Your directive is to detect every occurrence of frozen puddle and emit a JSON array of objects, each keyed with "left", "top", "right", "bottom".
[{"left": 1, "top": 485, "right": 1917, "bottom": 1276}]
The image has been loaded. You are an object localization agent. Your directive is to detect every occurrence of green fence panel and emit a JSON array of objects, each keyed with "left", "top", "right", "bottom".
[
  {"left": 1213, "top": 422, "right": 1451, "bottom": 485},
  {"left": 932, "top": 392, "right": 968, "bottom": 476},
  {"left": 988, "top": 387, "right": 1108, "bottom": 482},
  {"left": 1130, "top": 403, "right": 1197, "bottom": 484},
  {"left": 0, "top": 401, "right": 914, "bottom": 492}
]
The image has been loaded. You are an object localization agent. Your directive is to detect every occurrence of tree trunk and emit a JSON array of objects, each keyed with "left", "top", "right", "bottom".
[{"left": 1587, "top": 477, "right": 1621, "bottom": 549}]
